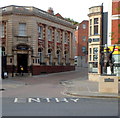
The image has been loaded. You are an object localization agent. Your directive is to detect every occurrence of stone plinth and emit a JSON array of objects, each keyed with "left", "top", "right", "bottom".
[
  {"left": 88, "top": 73, "right": 100, "bottom": 82},
  {"left": 99, "top": 75, "right": 118, "bottom": 94}
]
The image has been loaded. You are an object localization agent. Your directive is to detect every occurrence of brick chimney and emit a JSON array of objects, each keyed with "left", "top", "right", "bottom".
[{"left": 47, "top": 7, "right": 54, "bottom": 15}]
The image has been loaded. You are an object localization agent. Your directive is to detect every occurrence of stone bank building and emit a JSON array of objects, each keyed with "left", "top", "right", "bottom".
[{"left": 0, "top": 5, "right": 75, "bottom": 76}]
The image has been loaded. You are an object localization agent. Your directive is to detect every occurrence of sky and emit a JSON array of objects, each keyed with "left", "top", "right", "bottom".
[{"left": 0, "top": 0, "right": 111, "bottom": 22}]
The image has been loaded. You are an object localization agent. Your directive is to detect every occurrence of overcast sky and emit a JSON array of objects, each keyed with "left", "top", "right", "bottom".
[{"left": 1, "top": 0, "right": 111, "bottom": 22}]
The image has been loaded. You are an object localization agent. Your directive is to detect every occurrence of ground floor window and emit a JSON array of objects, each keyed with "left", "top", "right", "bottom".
[{"left": 89, "top": 62, "right": 98, "bottom": 73}]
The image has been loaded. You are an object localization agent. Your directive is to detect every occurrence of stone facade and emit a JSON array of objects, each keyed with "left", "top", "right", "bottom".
[
  {"left": 88, "top": 5, "right": 103, "bottom": 81},
  {"left": 99, "top": 75, "right": 119, "bottom": 93},
  {"left": 0, "top": 5, "right": 75, "bottom": 76}
]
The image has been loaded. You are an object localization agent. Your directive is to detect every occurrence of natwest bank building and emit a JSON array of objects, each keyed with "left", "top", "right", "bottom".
[{"left": 0, "top": 5, "right": 75, "bottom": 77}]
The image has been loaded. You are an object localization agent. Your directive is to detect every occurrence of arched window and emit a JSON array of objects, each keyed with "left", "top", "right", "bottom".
[
  {"left": 38, "top": 48, "right": 43, "bottom": 63},
  {"left": 64, "top": 51, "right": 69, "bottom": 64},
  {"left": 48, "top": 49, "right": 52, "bottom": 64},
  {"left": 2, "top": 47, "right": 5, "bottom": 56},
  {"left": 57, "top": 50, "right": 60, "bottom": 64}
]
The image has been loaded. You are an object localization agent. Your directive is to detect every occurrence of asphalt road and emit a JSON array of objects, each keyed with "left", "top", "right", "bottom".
[
  {"left": 1, "top": 67, "right": 119, "bottom": 117},
  {"left": 2, "top": 97, "right": 119, "bottom": 116}
]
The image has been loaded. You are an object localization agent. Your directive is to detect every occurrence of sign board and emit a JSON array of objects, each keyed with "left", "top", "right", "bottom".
[{"left": 104, "top": 78, "right": 114, "bottom": 82}]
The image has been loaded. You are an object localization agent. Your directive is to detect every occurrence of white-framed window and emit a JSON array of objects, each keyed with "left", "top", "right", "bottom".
[
  {"left": 48, "top": 28, "right": 52, "bottom": 41},
  {"left": 64, "top": 51, "right": 69, "bottom": 64},
  {"left": 94, "top": 18, "right": 98, "bottom": 24},
  {"left": 38, "top": 48, "right": 43, "bottom": 63},
  {"left": 90, "top": 19, "right": 92, "bottom": 36},
  {"left": 94, "top": 18, "right": 99, "bottom": 35},
  {"left": 82, "top": 24, "right": 86, "bottom": 29},
  {"left": 19, "top": 23, "right": 26, "bottom": 36},
  {"left": 0, "top": 24, "right": 5, "bottom": 38},
  {"left": 64, "top": 33, "right": 68, "bottom": 43},
  {"left": 2, "top": 47, "right": 5, "bottom": 56},
  {"left": 48, "top": 49, "right": 52, "bottom": 64},
  {"left": 90, "top": 19, "right": 92, "bottom": 25},
  {"left": 93, "top": 47, "right": 98, "bottom": 61},
  {"left": 38, "top": 26, "right": 43, "bottom": 39},
  {"left": 57, "top": 50, "right": 60, "bottom": 64},
  {"left": 57, "top": 31, "right": 60, "bottom": 42}
]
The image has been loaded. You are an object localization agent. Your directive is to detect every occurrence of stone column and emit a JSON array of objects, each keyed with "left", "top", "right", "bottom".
[
  {"left": 69, "top": 32, "right": 74, "bottom": 65},
  {"left": 62, "top": 31, "right": 65, "bottom": 65},
  {"left": 69, "top": 32, "right": 72, "bottom": 59},
  {"left": 28, "top": 51, "right": 32, "bottom": 66},
  {"left": 28, "top": 50, "right": 32, "bottom": 76},
  {"left": 13, "top": 50, "right": 17, "bottom": 76},
  {"left": 53, "top": 28, "right": 58, "bottom": 65},
  {"left": 44, "top": 25, "right": 49, "bottom": 65}
]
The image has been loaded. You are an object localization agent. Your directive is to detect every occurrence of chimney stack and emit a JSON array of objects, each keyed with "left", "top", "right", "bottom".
[{"left": 47, "top": 7, "right": 54, "bottom": 14}]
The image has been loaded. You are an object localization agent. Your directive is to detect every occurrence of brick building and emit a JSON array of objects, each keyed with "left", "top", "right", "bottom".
[
  {"left": 0, "top": 5, "right": 75, "bottom": 77},
  {"left": 75, "top": 20, "right": 89, "bottom": 67},
  {"left": 112, "top": 0, "right": 120, "bottom": 44}
]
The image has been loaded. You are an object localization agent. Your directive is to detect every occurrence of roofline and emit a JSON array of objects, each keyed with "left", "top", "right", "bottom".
[{"left": 89, "top": 5, "right": 103, "bottom": 9}]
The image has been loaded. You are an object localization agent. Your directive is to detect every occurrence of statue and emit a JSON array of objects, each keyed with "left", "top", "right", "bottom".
[{"left": 102, "top": 45, "right": 116, "bottom": 74}]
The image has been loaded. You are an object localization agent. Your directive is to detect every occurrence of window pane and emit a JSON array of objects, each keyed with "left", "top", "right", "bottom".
[
  {"left": 93, "top": 38, "right": 99, "bottom": 42},
  {"left": 89, "top": 55, "right": 92, "bottom": 61},
  {"left": 65, "top": 33, "right": 68, "bottom": 43},
  {"left": 57, "top": 31, "right": 60, "bottom": 42},
  {"left": 93, "top": 48, "right": 98, "bottom": 54},
  {"left": 90, "top": 19, "right": 92, "bottom": 25},
  {"left": 94, "top": 18, "right": 98, "bottom": 24},
  {"left": 82, "top": 24, "right": 86, "bottom": 29},
  {"left": 82, "top": 36, "right": 86, "bottom": 41},
  {"left": 19, "top": 23, "right": 26, "bottom": 36},
  {"left": 0, "top": 24, "right": 5, "bottom": 38},
  {"left": 93, "top": 55, "right": 98, "bottom": 61},
  {"left": 38, "top": 48, "right": 43, "bottom": 63},
  {"left": 89, "top": 48, "right": 92, "bottom": 54},
  {"left": 90, "top": 26, "right": 92, "bottom": 36},
  {"left": 82, "top": 46, "right": 86, "bottom": 53},
  {"left": 38, "top": 26, "right": 43, "bottom": 39},
  {"left": 94, "top": 25, "right": 98, "bottom": 35},
  {"left": 48, "top": 29, "right": 52, "bottom": 41},
  {"left": 89, "top": 62, "right": 98, "bottom": 73}
]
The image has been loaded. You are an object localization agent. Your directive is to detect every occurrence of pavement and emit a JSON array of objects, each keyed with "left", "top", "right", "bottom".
[
  {"left": 1, "top": 67, "right": 120, "bottom": 99},
  {"left": 61, "top": 74, "right": 120, "bottom": 99}
]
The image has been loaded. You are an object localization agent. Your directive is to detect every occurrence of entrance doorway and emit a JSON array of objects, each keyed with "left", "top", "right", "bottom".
[{"left": 17, "top": 54, "right": 28, "bottom": 73}]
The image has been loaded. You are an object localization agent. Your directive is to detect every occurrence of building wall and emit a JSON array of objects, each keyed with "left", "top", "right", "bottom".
[
  {"left": 75, "top": 21, "right": 88, "bottom": 67},
  {"left": 88, "top": 5, "right": 103, "bottom": 76},
  {"left": 112, "top": 0, "right": 120, "bottom": 44},
  {"left": 1, "top": 5, "right": 75, "bottom": 76}
]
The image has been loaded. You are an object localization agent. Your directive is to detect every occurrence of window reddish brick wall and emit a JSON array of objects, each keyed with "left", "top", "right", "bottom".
[
  {"left": 75, "top": 20, "right": 89, "bottom": 56},
  {"left": 112, "top": 0, "right": 120, "bottom": 44},
  {"left": 112, "top": 0, "right": 120, "bottom": 15}
]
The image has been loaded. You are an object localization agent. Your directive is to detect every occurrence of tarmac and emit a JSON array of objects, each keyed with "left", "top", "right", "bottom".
[{"left": 1, "top": 67, "right": 120, "bottom": 99}]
